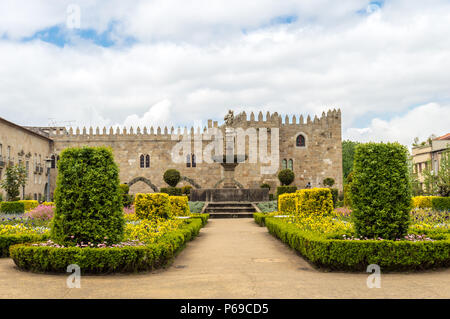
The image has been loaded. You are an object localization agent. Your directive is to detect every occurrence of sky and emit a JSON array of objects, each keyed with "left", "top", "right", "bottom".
[{"left": 0, "top": 0, "right": 449, "bottom": 147}]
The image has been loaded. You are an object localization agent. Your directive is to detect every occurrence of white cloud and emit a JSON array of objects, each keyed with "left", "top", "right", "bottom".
[
  {"left": 344, "top": 103, "right": 450, "bottom": 147},
  {"left": 0, "top": 0, "right": 449, "bottom": 146}
]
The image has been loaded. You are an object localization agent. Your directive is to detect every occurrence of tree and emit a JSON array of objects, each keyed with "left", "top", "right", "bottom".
[
  {"left": 163, "top": 169, "right": 181, "bottom": 187},
  {"left": 278, "top": 169, "right": 295, "bottom": 186},
  {"left": 423, "top": 149, "right": 450, "bottom": 196},
  {"left": 342, "top": 140, "right": 360, "bottom": 180},
  {"left": 0, "top": 164, "right": 27, "bottom": 201}
]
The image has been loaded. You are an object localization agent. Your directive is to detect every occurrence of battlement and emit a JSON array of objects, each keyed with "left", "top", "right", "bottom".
[{"left": 48, "top": 108, "right": 341, "bottom": 140}]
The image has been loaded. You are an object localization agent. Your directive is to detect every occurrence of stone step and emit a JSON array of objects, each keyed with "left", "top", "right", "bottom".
[
  {"left": 205, "top": 207, "right": 256, "bottom": 213},
  {"left": 208, "top": 212, "right": 254, "bottom": 219},
  {"left": 208, "top": 202, "right": 253, "bottom": 207}
]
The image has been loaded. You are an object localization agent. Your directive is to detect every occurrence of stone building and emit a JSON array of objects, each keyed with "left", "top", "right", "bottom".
[
  {"left": 0, "top": 109, "right": 343, "bottom": 199},
  {"left": 411, "top": 133, "right": 450, "bottom": 190}
]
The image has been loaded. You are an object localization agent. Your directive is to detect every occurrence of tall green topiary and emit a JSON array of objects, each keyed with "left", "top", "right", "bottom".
[
  {"left": 350, "top": 142, "right": 412, "bottom": 240},
  {"left": 51, "top": 147, "right": 125, "bottom": 246}
]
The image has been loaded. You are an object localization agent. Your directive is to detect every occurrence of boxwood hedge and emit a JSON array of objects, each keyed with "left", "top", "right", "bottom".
[
  {"left": 0, "top": 234, "right": 49, "bottom": 257},
  {"left": 265, "top": 217, "right": 450, "bottom": 271},
  {"left": 10, "top": 218, "right": 204, "bottom": 274}
]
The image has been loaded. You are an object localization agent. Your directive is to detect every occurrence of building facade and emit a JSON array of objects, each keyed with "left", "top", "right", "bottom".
[
  {"left": 411, "top": 133, "right": 450, "bottom": 189},
  {"left": 0, "top": 109, "right": 343, "bottom": 199}
]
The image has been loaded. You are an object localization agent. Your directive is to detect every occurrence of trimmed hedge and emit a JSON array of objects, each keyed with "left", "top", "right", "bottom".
[
  {"left": 10, "top": 218, "right": 203, "bottom": 274},
  {"left": 170, "top": 196, "right": 190, "bottom": 216},
  {"left": 265, "top": 217, "right": 450, "bottom": 271},
  {"left": 0, "top": 202, "right": 25, "bottom": 214},
  {"left": 190, "top": 213, "right": 209, "bottom": 226},
  {"left": 160, "top": 187, "right": 183, "bottom": 196},
  {"left": 351, "top": 142, "right": 412, "bottom": 240},
  {"left": 276, "top": 186, "right": 297, "bottom": 197},
  {"left": 135, "top": 193, "right": 172, "bottom": 219},
  {"left": 432, "top": 197, "right": 450, "bottom": 211},
  {"left": 278, "top": 193, "right": 298, "bottom": 214},
  {"left": 51, "top": 147, "right": 125, "bottom": 246},
  {"left": 18, "top": 200, "right": 39, "bottom": 212},
  {"left": 0, "top": 234, "right": 49, "bottom": 257},
  {"left": 296, "top": 188, "right": 333, "bottom": 216},
  {"left": 253, "top": 212, "right": 279, "bottom": 226},
  {"left": 278, "top": 169, "right": 295, "bottom": 185}
]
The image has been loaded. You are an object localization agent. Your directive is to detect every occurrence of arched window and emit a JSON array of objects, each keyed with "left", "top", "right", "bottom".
[
  {"left": 145, "top": 155, "right": 150, "bottom": 168},
  {"left": 296, "top": 134, "right": 306, "bottom": 147},
  {"left": 140, "top": 154, "right": 145, "bottom": 168},
  {"left": 282, "top": 159, "right": 287, "bottom": 170},
  {"left": 51, "top": 155, "right": 56, "bottom": 169},
  {"left": 186, "top": 154, "right": 191, "bottom": 167},
  {"left": 288, "top": 159, "right": 293, "bottom": 171},
  {"left": 192, "top": 154, "right": 196, "bottom": 168}
]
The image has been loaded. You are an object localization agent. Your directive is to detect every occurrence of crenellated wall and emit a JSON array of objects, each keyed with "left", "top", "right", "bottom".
[{"left": 46, "top": 108, "right": 342, "bottom": 194}]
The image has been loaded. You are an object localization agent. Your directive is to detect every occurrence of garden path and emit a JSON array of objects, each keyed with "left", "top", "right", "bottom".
[{"left": 0, "top": 218, "right": 449, "bottom": 298}]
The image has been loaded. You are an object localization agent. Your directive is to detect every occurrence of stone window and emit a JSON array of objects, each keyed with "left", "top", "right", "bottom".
[
  {"left": 51, "top": 155, "right": 56, "bottom": 169},
  {"left": 282, "top": 159, "right": 287, "bottom": 170},
  {"left": 288, "top": 159, "right": 293, "bottom": 171},
  {"left": 192, "top": 154, "right": 196, "bottom": 168},
  {"left": 140, "top": 155, "right": 145, "bottom": 168},
  {"left": 296, "top": 134, "right": 306, "bottom": 147},
  {"left": 145, "top": 154, "right": 150, "bottom": 168},
  {"left": 186, "top": 154, "right": 191, "bottom": 167},
  {"left": 140, "top": 154, "right": 150, "bottom": 168}
]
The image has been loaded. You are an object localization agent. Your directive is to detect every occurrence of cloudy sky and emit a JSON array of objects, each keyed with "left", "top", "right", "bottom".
[{"left": 0, "top": 0, "right": 449, "bottom": 147}]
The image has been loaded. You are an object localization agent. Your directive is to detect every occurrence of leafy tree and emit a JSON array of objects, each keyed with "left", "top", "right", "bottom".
[
  {"left": 342, "top": 140, "right": 360, "bottom": 179},
  {"left": 0, "top": 164, "right": 27, "bottom": 201},
  {"left": 163, "top": 169, "right": 181, "bottom": 187},
  {"left": 278, "top": 169, "right": 295, "bottom": 186},
  {"left": 408, "top": 156, "right": 423, "bottom": 196},
  {"left": 423, "top": 149, "right": 450, "bottom": 196}
]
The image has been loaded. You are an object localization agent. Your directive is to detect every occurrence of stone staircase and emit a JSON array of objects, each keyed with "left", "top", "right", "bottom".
[{"left": 203, "top": 202, "right": 257, "bottom": 218}]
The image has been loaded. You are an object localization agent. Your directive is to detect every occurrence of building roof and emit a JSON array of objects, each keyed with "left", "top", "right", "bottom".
[
  {"left": 0, "top": 117, "right": 53, "bottom": 142},
  {"left": 434, "top": 133, "right": 450, "bottom": 140}
]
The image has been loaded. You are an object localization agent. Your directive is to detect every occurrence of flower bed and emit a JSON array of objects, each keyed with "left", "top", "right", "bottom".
[
  {"left": 265, "top": 217, "right": 450, "bottom": 271},
  {"left": 10, "top": 218, "right": 204, "bottom": 273}
]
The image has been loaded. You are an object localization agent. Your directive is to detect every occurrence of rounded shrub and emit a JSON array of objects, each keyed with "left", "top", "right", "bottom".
[
  {"left": 278, "top": 169, "right": 295, "bottom": 186},
  {"left": 51, "top": 147, "right": 125, "bottom": 246},
  {"left": 350, "top": 142, "right": 412, "bottom": 240},
  {"left": 163, "top": 169, "right": 181, "bottom": 187},
  {"left": 323, "top": 178, "right": 335, "bottom": 187},
  {"left": 260, "top": 183, "right": 271, "bottom": 190}
]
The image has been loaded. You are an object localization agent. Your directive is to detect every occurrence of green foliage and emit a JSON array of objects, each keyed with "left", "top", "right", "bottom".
[
  {"left": 160, "top": 187, "right": 183, "bottom": 196},
  {"left": 19, "top": 200, "right": 39, "bottom": 212},
  {"left": 344, "top": 171, "right": 354, "bottom": 208},
  {"left": 323, "top": 178, "right": 335, "bottom": 187},
  {"left": 51, "top": 147, "right": 125, "bottom": 246},
  {"left": 189, "top": 213, "right": 209, "bottom": 226},
  {"left": 169, "top": 196, "right": 190, "bottom": 216},
  {"left": 260, "top": 183, "right": 271, "bottom": 190},
  {"left": 163, "top": 169, "right": 181, "bottom": 187},
  {"left": 0, "top": 202, "right": 25, "bottom": 214},
  {"left": 135, "top": 193, "right": 172, "bottom": 219},
  {"left": 278, "top": 169, "right": 295, "bottom": 186},
  {"left": 297, "top": 188, "right": 334, "bottom": 216},
  {"left": 188, "top": 201, "right": 205, "bottom": 214},
  {"left": 351, "top": 142, "right": 412, "bottom": 240},
  {"left": 278, "top": 193, "right": 298, "bottom": 214},
  {"left": 431, "top": 197, "right": 450, "bottom": 211},
  {"left": 0, "top": 234, "right": 49, "bottom": 257},
  {"left": 10, "top": 219, "right": 203, "bottom": 273},
  {"left": 329, "top": 188, "right": 339, "bottom": 208},
  {"left": 276, "top": 186, "right": 297, "bottom": 197},
  {"left": 253, "top": 212, "right": 279, "bottom": 227},
  {"left": 265, "top": 217, "right": 450, "bottom": 271},
  {"left": 257, "top": 200, "right": 277, "bottom": 213},
  {"left": 342, "top": 140, "right": 360, "bottom": 180},
  {"left": 0, "top": 164, "right": 27, "bottom": 201},
  {"left": 181, "top": 185, "right": 193, "bottom": 195}
]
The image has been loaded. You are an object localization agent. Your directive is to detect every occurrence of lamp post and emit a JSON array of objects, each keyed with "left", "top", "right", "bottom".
[{"left": 45, "top": 157, "right": 52, "bottom": 202}]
